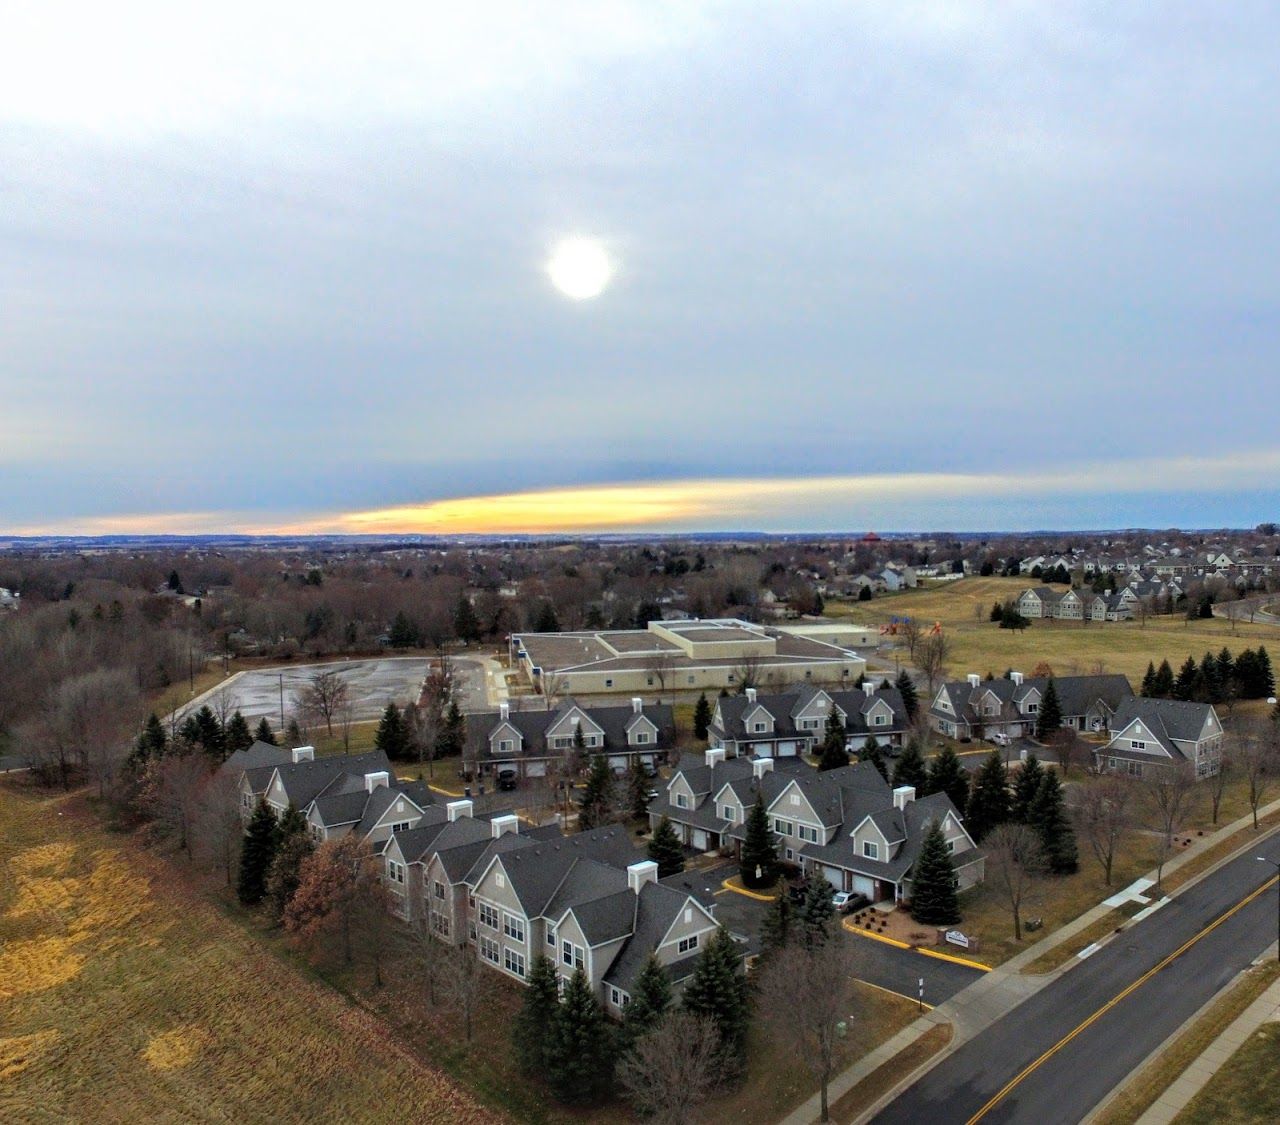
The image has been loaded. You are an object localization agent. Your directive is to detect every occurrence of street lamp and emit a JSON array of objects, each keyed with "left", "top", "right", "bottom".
[{"left": 1257, "top": 856, "right": 1280, "bottom": 962}]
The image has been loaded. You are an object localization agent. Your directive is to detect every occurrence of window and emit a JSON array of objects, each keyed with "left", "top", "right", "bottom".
[
  {"left": 675, "top": 793, "right": 689, "bottom": 809},
  {"left": 430, "top": 911, "right": 450, "bottom": 937},
  {"left": 720, "top": 805, "right": 733, "bottom": 821},
  {"left": 503, "top": 913, "right": 525, "bottom": 943},
  {"left": 800, "top": 718, "right": 819, "bottom": 731},
  {"left": 387, "top": 861, "right": 405, "bottom": 885},
  {"left": 753, "top": 721, "right": 766, "bottom": 733},
  {"left": 605, "top": 678, "right": 614, "bottom": 688},
  {"left": 946, "top": 839, "right": 956, "bottom": 853},
  {"left": 498, "top": 739, "right": 513, "bottom": 754},
  {"left": 553, "top": 736, "right": 573, "bottom": 749},
  {"left": 561, "top": 941, "right": 584, "bottom": 970},
  {"left": 504, "top": 948, "right": 526, "bottom": 978},
  {"left": 873, "top": 714, "right": 887, "bottom": 726},
  {"left": 241, "top": 792, "right": 252, "bottom": 809},
  {"left": 862, "top": 841, "right": 879, "bottom": 859},
  {"left": 495, "top": 872, "right": 506, "bottom": 889},
  {"left": 1130, "top": 739, "right": 1146, "bottom": 751},
  {"left": 480, "top": 936, "right": 500, "bottom": 964},
  {"left": 609, "top": 986, "right": 624, "bottom": 1007},
  {"left": 390, "top": 821, "right": 412, "bottom": 834},
  {"left": 727, "top": 674, "right": 736, "bottom": 684},
  {"left": 1027, "top": 703, "right": 1039, "bottom": 714},
  {"left": 1126, "top": 760, "right": 1144, "bottom": 778},
  {"left": 546, "top": 925, "right": 556, "bottom": 947},
  {"left": 635, "top": 732, "right": 650, "bottom": 744},
  {"left": 478, "top": 902, "right": 500, "bottom": 930},
  {"left": 433, "top": 880, "right": 445, "bottom": 900},
  {"left": 772, "top": 818, "right": 793, "bottom": 836},
  {"left": 647, "top": 677, "right": 655, "bottom": 686},
  {"left": 790, "top": 793, "right": 801, "bottom": 806},
  {"left": 678, "top": 934, "right": 699, "bottom": 954},
  {"left": 797, "top": 824, "right": 820, "bottom": 843}
]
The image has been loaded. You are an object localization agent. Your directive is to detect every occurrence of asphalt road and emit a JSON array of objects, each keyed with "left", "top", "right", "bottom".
[{"left": 874, "top": 832, "right": 1280, "bottom": 1125}]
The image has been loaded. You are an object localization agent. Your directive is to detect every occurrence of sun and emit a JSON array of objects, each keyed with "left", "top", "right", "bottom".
[{"left": 547, "top": 237, "right": 613, "bottom": 300}]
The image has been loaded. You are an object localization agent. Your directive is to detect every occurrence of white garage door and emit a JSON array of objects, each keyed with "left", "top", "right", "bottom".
[
  {"left": 608, "top": 755, "right": 628, "bottom": 773},
  {"left": 851, "top": 875, "right": 875, "bottom": 898},
  {"left": 525, "top": 761, "right": 547, "bottom": 777},
  {"left": 821, "top": 865, "right": 844, "bottom": 890},
  {"left": 691, "top": 829, "right": 708, "bottom": 851},
  {"left": 777, "top": 741, "right": 799, "bottom": 757}
]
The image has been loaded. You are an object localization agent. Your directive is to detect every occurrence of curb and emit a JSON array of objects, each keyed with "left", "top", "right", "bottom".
[
  {"left": 720, "top": 878, "right": 778, "bottom": 901},
  {"left": 842, "top": 917, "right": 992, "bottom": 972}
]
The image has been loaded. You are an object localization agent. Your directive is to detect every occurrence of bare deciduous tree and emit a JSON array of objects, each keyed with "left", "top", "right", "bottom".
[
  {"left": 1140, "top": 761, "right": 1199, "bottom": 891},
  {"left": 439, "top": 943, "right": 484, "bottom": 1041},
  {"left": 1238, "top": 719, "right": 1280, "bottom": 830},
  {"left": 916, "top": 631, "right": 951, "bottom": 695},
  {"left": 985, "top": 823, "right": 1045, "bottom": 942},
  {"left": 297, "top": 668, "right": 350, "bottom": 739},
  {"left": 194, "top": 769, "right": 243, "bottom": 884},
  {"left": 139, "top": 748, "right": 213, "bottom": 857},
  {"left": 616, "top": 1011, "right": 725, "bottom": 1125},
  {"left": 1071, "top": 775, "right": 1133, "bottom": 885}
]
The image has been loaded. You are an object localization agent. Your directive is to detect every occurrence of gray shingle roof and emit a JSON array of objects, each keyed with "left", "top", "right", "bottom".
[
  {"left": 465, "top": 699, "right": 675, "bottom": 762},
  {"left": 1107, "top": 697, "right": 1217, "bottom": 756},
  {"left": 270, "top": 749, "right": 393, "bottom": 810}
]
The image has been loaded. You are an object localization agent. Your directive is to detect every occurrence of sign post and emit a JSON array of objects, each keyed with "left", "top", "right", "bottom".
[{"left": 918, "top": 977, "right": 924, "bottom": 1012}]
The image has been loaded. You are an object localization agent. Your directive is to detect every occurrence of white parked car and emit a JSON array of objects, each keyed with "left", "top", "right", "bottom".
[{"left": 989, "top": 732, "right": 1011, "bottom": 746}]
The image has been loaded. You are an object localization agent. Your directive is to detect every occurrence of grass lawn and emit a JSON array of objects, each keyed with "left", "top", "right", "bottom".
[
  {"left": 828, "top": 1022, "right": 953, "bottom": 1124},
  {"left": 0, "top": 780, "right": 501, "bottom": 1124},
  {"left": 1175, "top": 1022, "right": 1280, "bottom": 1125},
  {"left": 826, "top": 577, "right": 1280, "bottom": 684}
]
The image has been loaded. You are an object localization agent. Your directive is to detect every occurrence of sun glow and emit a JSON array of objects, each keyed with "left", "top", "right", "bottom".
[{"left": 546, "top": 237, "right": 613, "bottom": 300}]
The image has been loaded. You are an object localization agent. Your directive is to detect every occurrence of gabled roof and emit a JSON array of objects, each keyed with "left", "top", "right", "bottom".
[
  {"left": 467, "top": 699, "right": 675, "bottom": 760},
  {"left": 473, "top": 826, "right": 636, "bottom": 916},
  {"left": 603, "top": 881, "right": 705, "bottom": 991},
  {"left": 1107, "top": 698, "right": 1219, "bottom": 756},
  {"left": 556, "top": 882, "right": 637, "bottom": 947},
  {"left": 712, "top": 686, "right": 909, "bottom": 742},
  {"left": 267, "top": 749, "right": 393, "bottom": 810},
  {"left": 221, "top": 740, "right": 291, "bottom": 778}
]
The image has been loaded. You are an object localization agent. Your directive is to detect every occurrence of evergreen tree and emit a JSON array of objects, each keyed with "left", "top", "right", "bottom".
[
  {"left": 454, "top": 595, "right": 481, "bottom": 644},
  {"left": 1153, "top": 659, "right": 1175, "bottom": 698},
  {"left": 895, "top": 670, "right": 919, "bottom": 720},
  {"left": 167, "top": 569, "right": 183, "bottom": 592},
  {"left": 254, "top": 717, "right": 277, "bottom": 745},
  {"left": 237, "top": 799, "right": 280, "bottom": 906},
  {"left": 388, "top": 610, "right": 420, "bottom": 648},
  {"left": 513, "top": 954, "right": 560, "bottom": 1075},
  {"left": 625, "top": 759, "right": 650, "bottom": 821},
  {"left": 374, "top": 703, "right": 410, "bottom": 760},
  {"left": 909, "top": 820, "right": 960, "bottom": 925},
  {"left": 893, "top": 738, "right": 928, "bottom": 792},
  {"left": 1174, "top": 656, "right": 1199, "bottom": 700},
  {"left": 1029, "top": 769, "right": 1078, "bottom": 874},
  {"left": 192, "top": 705, "right": 225, "bottom": 759},
  {"left": 926, "top": 746, "right": 969, "bottom": 811},
  {"left": 1035, "top": 678, "right": 1063, "bottom": 741},
  {"left": 436, "top": 698, "right": 465, "bottom": 758},
  {"left": 682, "top": 927, "right": 749, "bottom": 1066},
  {"left": 285, "top": 717, "right": 303, "bottom": 746},
  {"left": 619, "top": 954, "right": 672, "bottom": 1050},
  {"left": 578, "top": 754, "right": 616, "bottom": 831},
  {"left": 990, "top": 601, "right": 1005, "bottom": 623},
  {"left": 818, "top": 705, "right": 848, "bottom": 771},
  {"left": 266, "top": 818, "right": 314, "bottom": 919},
  {"left": 647, "top": 816, "right": 685, "bottom": 877},
  {"left": 860, "top": 736, "right": 889, "bottom": 782},
  {"left": 135, "top": 712, "right": 168, "bottom": 762},
  {"left": 739, "top": 795, "right": 777, "bottom": 888},
  {"left": 1011, "top": 754, "right": 1044, "bottom": 822},
  {"left": 1259, "top": 646, "right": 1276, "bottom": 697},
  {"left": 225, "top": 711, "right": 254, "bottom": 754},
  {"left": 546, "top": 968, "right": 614, "bottom": 1103},
  {"left": 693, "top": 692, "right": 713, "bottom": 741},
  {"left": 1140, "top": 662, "right": 1156, "bottom": 697},
  {"left": 1217, "top": 646, "right": 1235, "bottom": 688},
  {"left": 964, "top": 750, "right": 1010, "bottom": 842},
  {"left": 759, "top": 891, "right": 792, "bottom": 959},
  {"left": 797, "top": 876, "right": 836, "bottom": 946}
]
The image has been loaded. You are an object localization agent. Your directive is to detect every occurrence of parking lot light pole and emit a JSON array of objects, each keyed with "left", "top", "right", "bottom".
[{"left": 1257, "top": 857, "right": 1280, "bottom": 961}]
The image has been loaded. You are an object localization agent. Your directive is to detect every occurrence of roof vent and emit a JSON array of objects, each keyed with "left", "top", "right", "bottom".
[
  {"left": 446, "top": 799, "right": 474, "bottom": 822},
  {"left": 745, "top": 687, "right": 758, "bottom": 704},
  {"left": 627, "top": 860, "right": 659, "bottom": 895},
  {"left": 893, "top": 785, "right": 916, "bottom": 810},
  {"left": 967, "top": 674, "right": 981, "bottom": 688},
  {"left": 291, "top": 745, "right": 315, "bottom": 763},
  {"left": 705, "top": 747, "right": 727, "bottom": 768},
  {"left": 364, "top": 771, "right": 390, "bottom": 793},
  {"left": 499, "top": 702, "right": 510, "bottom": 721},
  {"left": 491, "top": 814, "right": 519, "bottom": 839},
  {"left": 632, "top": 697, "right": 643, "bottom": 714},
  {"left": 1010, "top": 671, "right": 1024, "bottom": 686},
  {"left": 752, "top": 757, "right": 774, "bottom": 779}
]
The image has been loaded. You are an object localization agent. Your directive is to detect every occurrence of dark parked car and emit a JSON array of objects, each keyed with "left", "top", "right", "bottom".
[{"left": 496, "top": 769, "right": 518, "bottom": 792}]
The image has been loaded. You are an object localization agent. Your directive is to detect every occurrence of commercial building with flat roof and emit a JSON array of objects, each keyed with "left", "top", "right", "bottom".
[{"left": 508, "top": 618, "right": 867, "bottom": 698}]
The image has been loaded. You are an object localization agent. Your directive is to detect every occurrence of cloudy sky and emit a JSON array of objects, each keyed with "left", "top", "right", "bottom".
[{"left": 3, "top": 2, "right": 1278, "bottom": 534}]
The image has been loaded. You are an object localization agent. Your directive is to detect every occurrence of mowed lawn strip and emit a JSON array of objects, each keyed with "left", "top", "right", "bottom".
[
  {"left": 1174, "top": 1021, "right": 1280, "bottom": 1125},
  {"left": 0, "top": 782, "right": 503, "bottom": 1125}
]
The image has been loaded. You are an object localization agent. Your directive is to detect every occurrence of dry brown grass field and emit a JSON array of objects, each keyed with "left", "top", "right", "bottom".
[
  {"left": 828, "top": 577, "right": 1280, "bottom": 684},
  {"left": 0, "top": 781, "right": 503, "bottom": 1125}
]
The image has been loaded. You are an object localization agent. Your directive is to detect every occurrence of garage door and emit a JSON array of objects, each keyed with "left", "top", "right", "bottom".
[
  {"left": 691, "top": 829, "right": 707, "bottom": 851},
  {"left": 821, "top": 865, "right": 844, "bottom": 890},
  {"left": 607, "top": 755, "right": 628, "bottom": 773},
  {"left": 525, "top": 761, "right": 547, "bottom": 777},
  {"left": 851, "top": 875, "right": 875, "bottom": 898},
  {"left": 777, "top": 741, "right": 798, "bottom": 757}
]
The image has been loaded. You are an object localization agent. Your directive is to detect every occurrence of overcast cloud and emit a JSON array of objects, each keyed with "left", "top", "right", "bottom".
[{"left": 3, "top": 2, "right": 1278, "bottom": 532}]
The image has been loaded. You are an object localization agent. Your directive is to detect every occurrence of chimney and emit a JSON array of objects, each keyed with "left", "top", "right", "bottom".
[
  {"left": 705, "top": 747, "right": 727, "bottom": 768},
  {"left": 364, "top": 771, "right": 390, "bottom": 793},
  {"left": 490, "top": 814, "right": 519, "bottom": 839},
  {"left": 893, "top": 785, "right": 916, "bottom": 810},
  {"left": 752, "top": 757, "right": 774, "bottom": 779},
  {"left": 967, "top": 674, "right": 981, "bottom": 689},
  {"left": 745, "top": 687, "right": 757, "bottom": 704},
  {"left": 446, "top": 799, "right": 474, "bottom": 822},
  {"left": 1010, "top": 671, "right": 1024, "bottom": 686},
  {"left": 499, "top": 702, "right": 510, "bottom": 722},
  {"left": 632, "top": 697, "right": 643, "bottom": 714},
  {"left": 627, "top": 860, "right": 659, "bottom": 895},
  {"left": 291, "top": 745, "right": 315, "bottom": 764}
]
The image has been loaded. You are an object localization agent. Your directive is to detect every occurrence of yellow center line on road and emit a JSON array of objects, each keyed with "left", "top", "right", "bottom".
[{"left": 965, "top": 874, "right": 1279, "bottom": 1125}]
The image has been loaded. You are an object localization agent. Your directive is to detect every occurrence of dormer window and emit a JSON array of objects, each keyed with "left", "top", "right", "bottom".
[
  {"left": 862, "top": 841, "right": 879, "bottom": 859},
  {"left": 498, "top": 739, "right": 514, "bottom": 753},
  {"left": 753, "top": 722, "right": 766, "bottom": 733},
  {"left": 634, "top": 732, "right": 650, "bottom": 744}
]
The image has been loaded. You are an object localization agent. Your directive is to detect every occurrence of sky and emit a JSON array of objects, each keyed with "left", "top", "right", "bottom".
[{"left": 3, "top": 1, "right": 1279, "bottom": 535}]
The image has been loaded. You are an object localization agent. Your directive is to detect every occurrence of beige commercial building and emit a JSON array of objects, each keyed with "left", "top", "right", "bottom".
[{"left": 509, "top": 618, "right": 868, "bottom": 698}]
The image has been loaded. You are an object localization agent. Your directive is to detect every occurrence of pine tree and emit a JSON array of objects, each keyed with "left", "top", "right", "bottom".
[
  {"left": 285, "top": 717, "right": 303, "bottom": 746},
  {"left": 225, "top": 711, "right": 254, "bottom": 754},
  {"left": 374, "top": 702, "right": 409, "bottom": 760},
  {"left": 135, "top": 712, "right": 168, "bottom": 762},
  {"left": 990, "top": 600, "right": 1005, "bottom": 623},
  {"left": 436, "top": 698, "right": 465, "bottom": 758},
  {"left": 254, "top": 717, "right": 277, "bottom": 746},
  {"left": 578, "top": 754, "right": 616, "bottom": 831},
  {"left": 739, "top": 795, "right": 777, "bottom": 888},
  {"left": 454, "top": 596, "right": 482, "bottom": 643},
  {"left": 192, "top": 705, "right": 225, "bottom": 759},
  {"left": 759, "top": 891, "right": 792, "bottom": 959},
  {"left": 926, "top": 746, "right": 969, "bottom": 811},
  {"left": 893, "top": 738, "right": 928, "bottom": 792},
  {"left": 647, "top": 816, "right": 685, "bottom": 877},
  {"left": 797, "top": 876, "right": 836, "bottom": 946},
  {"left": 237, "top": 799, "right": 280, "bottom": 906},
  {"left": 1029, "top": 769, "right": 1078, "bottom": 874},
  {"left": 895, "top": 670, "right": 919, "bottom": 720},
  {"left": 625, "top": 759, "right": 650, "bottom": 821},
  {"left": 693, "top": 692, "right": 712, "bottom": 741},
  {"left": 909, "top": 820, "right": 960, "bottom": 925},
  {"left": 545, "top": 968, "right": 614, "bottom": 1103},
  {"left": 1259, "top": 646, "right": 1276, "bottom": 697},
  {"left": 682, "top": 927, "right": 749, "bottom": 1066},
  {"left": 818, "top": 705, "right": 848, "bottom": 771},
  {"left": 1011, "top": 754, "right": 1044, "bottom": 823},
  {"left": 1174, "top": 656, "right": 1199, "bottom": 701},
  {"left": 1140, "top": 662, "right": 1156, "bottom": 697},
  {"left": 1035, "top": 678, "right": 1063, "bottom": 741},
  {"left": 1153, "top": 659, "right": 1175, "bottom": 698},
  {"left": 266, "top": 826, "right": 314, "bottom": 919},
  {"left": 513, "top": 954, "right": 560, "bottom": 1075},
  {"left": 964, "top": 750, "right": 1010, "bottom": 843},
  {"left": 861, "top": 736, "right": 889, "bottom": 783},
  {"left": 388, "top": 610, "right": 420, "bottom": 648},
  {"left": 619, "top": 953, "right": 672, "bottom": 1050}
]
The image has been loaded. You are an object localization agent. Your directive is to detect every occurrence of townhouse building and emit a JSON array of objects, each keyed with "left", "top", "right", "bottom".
[
  {"left": 1098, "top": 698, "right": 1225, "bottom": 781},
  {"left": 929, "top": 672, "right": 1135, "bottom": 740}
]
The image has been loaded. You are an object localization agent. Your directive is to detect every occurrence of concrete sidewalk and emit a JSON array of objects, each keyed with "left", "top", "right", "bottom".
[
  {"left": 1134, "top": 962, "right": 1280, "bottom": 1124},
  {"left": 779, "top": 794, "right": 1280, "bottom": 1124}
]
